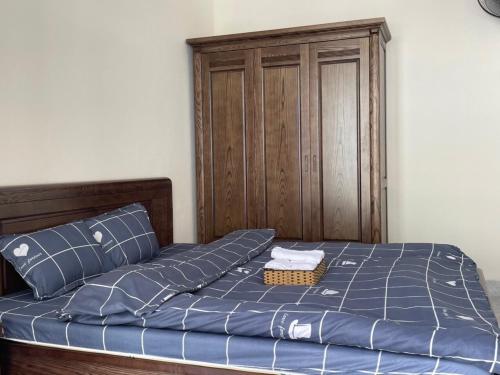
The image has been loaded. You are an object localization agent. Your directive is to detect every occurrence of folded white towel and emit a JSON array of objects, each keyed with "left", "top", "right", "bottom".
[
  {"left": 264, "top": 259, "right": 319, "bottom": 271},
  {"left": 271, "top": 247, "right": 325, "bottom": 264}
]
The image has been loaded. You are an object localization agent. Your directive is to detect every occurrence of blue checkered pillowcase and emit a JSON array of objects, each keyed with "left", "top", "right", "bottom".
[
  {"left": 84, "top": 203, "right": 160, "bottom": 267},
  {"left": 0, "top": 221, "right": 109, "bottom": 300}
]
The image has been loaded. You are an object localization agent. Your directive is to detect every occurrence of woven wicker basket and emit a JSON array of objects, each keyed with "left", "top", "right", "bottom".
[{"left": 264, "top": 259, "right": 327, "bottom": 286}]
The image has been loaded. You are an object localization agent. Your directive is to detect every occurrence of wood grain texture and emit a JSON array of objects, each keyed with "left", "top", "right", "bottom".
[
  {"left": 299, "top": 44, "right": 312, "bottom": 241},
  {"left": 201, "top": 53, "right": 215, "bottom": 243},
  {"left": 252, "top": 48, "right": 267, "bottom": 229},
  {"left": 189, "top": 30, "right": 371, "bottom": 54},
  {"left": 243, "top": 50, "right": 258, "bottom": 230},
  {"left": 309, "top": 42, "right": 322, "bottom": 241},
  {"left": 0, "top": 341, "right": 258, "bottom": 375},
  {"left": 358, "top": 38, "right": 372, "bottom": 243},
  {"left": 211, "top": 69, "right": 247, "bottom": 237},
  {"left": 369, "top": 32, "right": 384, "bottom": 243},
  {"left": 193, "top": 52, "right": 206, "bottom": 243},
  {"left": 309, "top": 38, "right": 371, "bottom": 242},
  {"left": 320, "top": 61, "right": 360, "bottom": 240},
  {"left": 254, "top": 45, "right": 311, "bottom": 240},
  {"left": 200, "top": 51, "right": 255, "bottom": 242},
  {"left": 0, "top": 178, "right": 173, "bottom": 296},
  {"left": 263, "top": 65, "right": 302, "bottom": 239}
]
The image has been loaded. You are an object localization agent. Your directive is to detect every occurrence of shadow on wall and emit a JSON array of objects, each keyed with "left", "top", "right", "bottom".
[{"left": 485, "top": 280, "right": 500, "bottom": 322}]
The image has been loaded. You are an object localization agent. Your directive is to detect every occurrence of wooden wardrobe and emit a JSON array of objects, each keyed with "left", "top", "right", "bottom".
[{"left": 187, "top": 18, "right": 391, "bottom": 244}]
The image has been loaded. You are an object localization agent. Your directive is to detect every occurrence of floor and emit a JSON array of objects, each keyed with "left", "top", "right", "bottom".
[{"left": 485, "top": 280, "right": 500, "bottom": 323}]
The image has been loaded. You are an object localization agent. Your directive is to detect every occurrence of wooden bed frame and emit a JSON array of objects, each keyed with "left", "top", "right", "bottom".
[{"left": 0, "top": 179, "right": 257, "bottom": 375}]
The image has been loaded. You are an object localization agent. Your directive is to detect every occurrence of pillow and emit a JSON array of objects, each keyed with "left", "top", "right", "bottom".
[
  {"left": 0, "top": 221, "right": 108, "bottom": 300},
  {"left": 84, "top": 203, "right": 159, "bottom": 267}
]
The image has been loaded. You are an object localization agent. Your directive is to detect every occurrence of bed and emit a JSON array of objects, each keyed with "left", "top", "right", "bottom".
[{"left": 0, "top": 178, "right": 498, "bottom": 375}]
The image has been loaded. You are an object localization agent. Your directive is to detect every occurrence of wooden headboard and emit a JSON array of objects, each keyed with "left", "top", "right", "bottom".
[{"left": 0, "top": 178, "right": 173, "bottom": 296}]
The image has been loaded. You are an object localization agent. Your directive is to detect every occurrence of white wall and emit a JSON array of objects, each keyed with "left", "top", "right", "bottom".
[
  {"left": 1, "top": 0, "right": 499, "bottom": 280},
  {"left": 0, "top": 0, "right": 213, "bottom": 242},
  {"left": 213, "top": 0, "right": 500, "bottom": 280}
]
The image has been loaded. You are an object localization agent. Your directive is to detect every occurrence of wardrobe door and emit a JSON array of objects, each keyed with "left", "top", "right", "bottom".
[
  {"left": 310, "top": 38, "right": 371, "bottom": 242},
  {"left": 201, "top": 50, "right": 255, "bottom": 242},
  {"left": 254, "top": 45, "right": 311, "bottom": 240}
]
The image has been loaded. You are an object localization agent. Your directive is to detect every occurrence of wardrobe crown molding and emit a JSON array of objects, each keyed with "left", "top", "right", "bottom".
[{"left": 186, "top": 17, "right": 391, "bottom": 47}]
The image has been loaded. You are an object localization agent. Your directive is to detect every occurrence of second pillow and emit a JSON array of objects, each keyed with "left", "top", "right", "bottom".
[{"left": 85, "top": 203, "right": 159, "bottom": 267}]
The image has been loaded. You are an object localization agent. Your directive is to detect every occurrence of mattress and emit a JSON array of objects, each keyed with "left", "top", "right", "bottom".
[{"left": 0, "top": 242, "right": 497, "bottom": 375}]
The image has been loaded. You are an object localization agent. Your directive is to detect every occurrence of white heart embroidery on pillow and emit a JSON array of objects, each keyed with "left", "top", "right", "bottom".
[
  {"left": 93, "top": 231, "right": 103, "bottom": 243},
  {"left": 13, "top": 243, "right": 29, "bottom": 257}
]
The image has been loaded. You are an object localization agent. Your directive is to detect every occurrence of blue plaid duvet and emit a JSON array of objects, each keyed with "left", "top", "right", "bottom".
[
  {"left": 1, "top": 232, "right": 499, "bottom": 374},
  {"left": 58, "top": 231, "right": 499, "bottom": 374}
]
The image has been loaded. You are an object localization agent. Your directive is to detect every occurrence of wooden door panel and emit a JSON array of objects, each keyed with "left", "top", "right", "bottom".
[
  {"left": 320, "top": 62, "right": 359, "bottom": 240},
  {"left": 201, "top": 50, "right": 254, "bottom": 241},
  {"left": 255, "top": 45, "right": 310, "bottom": 240},
  {"left": 263, "top": 66, "right": 302, "bottom": 239},
  {"left": 211, "top": 70, "right": 247, "bottom": 237},
  {"left": 310, "top": 38, "right": 370, "bottom": 242}
]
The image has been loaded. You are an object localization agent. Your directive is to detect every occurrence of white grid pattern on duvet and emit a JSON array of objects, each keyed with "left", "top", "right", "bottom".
[{"left": 1, "top": 240, "right": 499, "bottom": 375}]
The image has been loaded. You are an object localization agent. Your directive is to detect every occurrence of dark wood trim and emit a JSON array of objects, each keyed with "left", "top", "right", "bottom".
[
  {"left": 378, "top": 34, "right": 388, "bottom": 243},
  {"left": 253, "top": 47, "right": 266, "bottom": 230},
  {"left": 0, "top": 178, "right": 173, "bottom": 296},
  {"left": 0, "top": 341, "right": 258, "bottom": 375},
  {"left": 299, "top": 43, "right": 312, "bottom": 242},
  {"left": 369, "top": 33, "right": 383, "bottom": 243},
  {"left": 194, "top": 52, "right": 206, "bottom": 243},
  {"left": 359, "top": 38, "right": 372, "bottom": 243},
  {"left": 187, "top": 18, "right": 391, "bottom": 47},
  {"left": 189, "top": 30, "right": 372, "bottom": 54}
]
